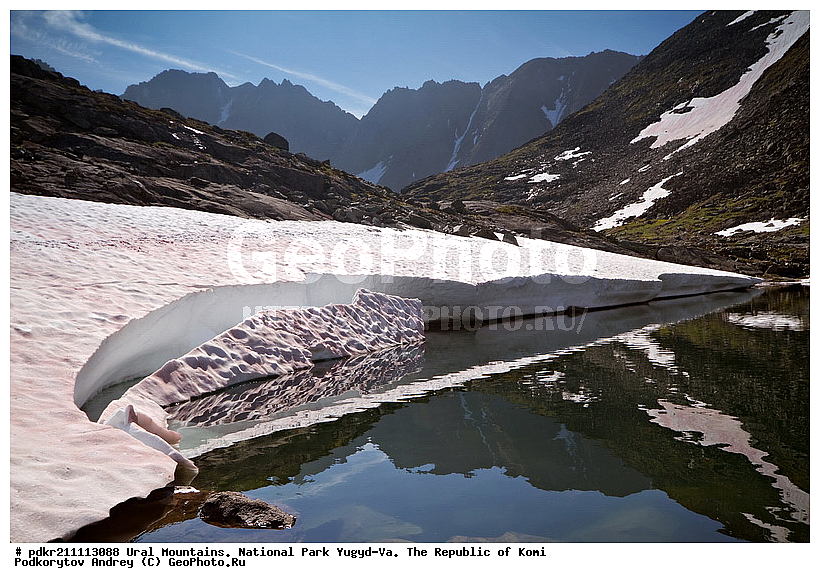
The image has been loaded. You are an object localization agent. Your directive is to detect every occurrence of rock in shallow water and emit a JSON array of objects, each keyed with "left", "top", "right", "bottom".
[{"left": 200, "top": 491, "right": 296, "bottom": 529}]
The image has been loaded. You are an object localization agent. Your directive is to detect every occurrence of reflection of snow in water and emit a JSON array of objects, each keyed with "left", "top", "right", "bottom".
[
  {"left": 727, "top": 311, "right": 806, "bottom": 331},
  {"left": 553, "top": 423, "right": 584, "bottom": 475},
  {"left": 459, "top": 392, "right": 496, "bottom": 465},
  {"left": 612, "top": 324, "right": 678, "bottom": 370},
  {"left": 642, "top": 400, "right": 809, "bottom": 540}
]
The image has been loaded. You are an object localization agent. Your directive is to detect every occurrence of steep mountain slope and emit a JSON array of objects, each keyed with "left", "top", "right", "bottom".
[
  {"left": 334, "top": 80, "right": 482, "bottom": 191},
  {"left": 455, "top": 50, "right": 641, "bottom": 169},
  {"left": 122, "top": 71, "right": 358, "bottom": 163},
  {"left": 403, "top": 11, "right": 809, "bottom": 277},
  {"left": 11, "top": 56, "right": 402, "bottom": 225},
  {"left": 337, "top": 51, "right": 639, "bottom": 191}
]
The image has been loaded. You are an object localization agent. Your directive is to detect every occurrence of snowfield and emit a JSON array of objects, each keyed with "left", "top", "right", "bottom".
[
  {"left": 356, "top": 160, "right": 389, "bottom": 184},
  {"left": 10, "top": 192, "right": 761, "bottom": 542},
  {"left": 631, "top": 11, "right": 809, "bottom": 154}
]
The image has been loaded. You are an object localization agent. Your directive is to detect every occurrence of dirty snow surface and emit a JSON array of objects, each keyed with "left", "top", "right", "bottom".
[{"left": 9, "top": 192, "right": 760, "bottom": 542}]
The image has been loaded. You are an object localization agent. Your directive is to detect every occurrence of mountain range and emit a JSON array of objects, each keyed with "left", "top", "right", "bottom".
[
  {"left": 404, "top": 10, "right": 810, "bottom": 277},
  {"left": 13, "top": 53, "right": 637, "bottom": 257},
  {"left": 10, "top": 10, "right": 810, "bottom": 278},
  {"left": 121, "top": 50, "right": 640, "bottom": 191}
]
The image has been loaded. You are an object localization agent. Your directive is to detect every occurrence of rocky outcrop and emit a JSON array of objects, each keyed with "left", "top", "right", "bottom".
[
  {"left": 10, "top": 55, "right": 402, "bottom": 227},
  {"left": 199, "top": 492, "right": 295, "bottom": 529}
]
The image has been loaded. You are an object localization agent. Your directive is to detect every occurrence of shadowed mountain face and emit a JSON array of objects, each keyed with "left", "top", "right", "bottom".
[
  {"left": 336, "top": 51, "right": 640, "bottom": 191},
  {"left": 119, "top": 51, "right": 639, "bottom": 192},
  {"left": 122, "top": 70, "right": 359, "bottom": 163},
  {"left": 403, "top": 11, "right": 809, "bottom": 278},
  {"left": 445, "top": 50, "right": 642, "bottom": 170}
]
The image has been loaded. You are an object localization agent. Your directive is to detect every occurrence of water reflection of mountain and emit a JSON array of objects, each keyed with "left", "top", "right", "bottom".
[
  {"left": 367, "top": 391, "right": 651, "bottom": 496},
  {"left": 148, "top": 287, "right": 808, "bottom": 542},
  {"left": 465, "top": 286, "right": 809, "bottom": 542},
  {"left": 186, "top": 289, "right": 765, "bottom": 486}
]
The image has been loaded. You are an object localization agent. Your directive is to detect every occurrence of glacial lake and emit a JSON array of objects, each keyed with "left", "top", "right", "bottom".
[{"left": 76, "top": 285, "right": 809, "bottom": 543}]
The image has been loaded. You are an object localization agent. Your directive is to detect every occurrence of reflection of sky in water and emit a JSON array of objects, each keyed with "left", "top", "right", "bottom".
[
  {"left": 256, "top": 441, "right": 734, "bottom": 543},
  {"left": 136, "top": 286, "right": 808, "bottom": 543}
]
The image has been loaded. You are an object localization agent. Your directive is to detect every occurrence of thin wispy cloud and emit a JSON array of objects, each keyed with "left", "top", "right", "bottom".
[
  {"left": 11, "top": 13, "right": 99, "bottom": 63},
  {"left": 231, "top": 50, "right": 377, "bottom": 109},
  {"left": 39, "top": 10, "right": 241, "bottom": 83}
]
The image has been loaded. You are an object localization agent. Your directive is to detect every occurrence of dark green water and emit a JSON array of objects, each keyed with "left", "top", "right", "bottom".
[{"left": 77, "top": 286, "right": 810, "bottom": 543}]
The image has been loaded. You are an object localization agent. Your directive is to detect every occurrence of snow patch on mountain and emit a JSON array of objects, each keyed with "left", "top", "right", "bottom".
[
  {"left": 541, "top": 84, "right": 568, "bottom": 127},
  {"left": 630, "top": 11, "right": 808, "bottom": 154},
  {"left": 182, "top": 124, "right": 204, "bottom": 135},
  {"left": 529, "top": 171, "right": 560, "bottom": 183},
  {"left": 445, "top": 92, "right": 482, "bottom": 172},
  {"left": 218, "top": 98, "right": 233, "bottom": 125},
  {"left": 593, "top": 173, "right": 682, "bottom": 231},
  {"left": 715, "top": 217, "right": 805, "bottom": 237},
  {"left": 750, "top": 15, "right": 788, "bottom": 32},
  {"left": 727, "top": 11, "right": 755, "bottom": 26},
  {"left": 357, "top": 160, "right": 388, "bottom": 184},
  {"left": 555, "top": 147, "right": 591, "bottom": 162}
]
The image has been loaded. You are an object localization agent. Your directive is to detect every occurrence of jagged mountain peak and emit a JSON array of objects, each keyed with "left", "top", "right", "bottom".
[
  {"left": 336, "top": 51, "right": 638, "bottom": 191},
  {"left": 118, "top": 48, "right": 638, "bottom": 192}
]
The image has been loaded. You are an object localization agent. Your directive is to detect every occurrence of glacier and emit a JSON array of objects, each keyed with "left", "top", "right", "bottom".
[
  {"left": 10, "top": 192, "right": 761, "bottom": 542},
  {"left": 98, "top": 288, "right": 425, "bottom": 465}
]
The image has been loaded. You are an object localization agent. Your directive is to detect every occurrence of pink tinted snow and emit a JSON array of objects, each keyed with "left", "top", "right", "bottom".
[{"left": 100, "top": 289, "right": 424, "bottom": 429}]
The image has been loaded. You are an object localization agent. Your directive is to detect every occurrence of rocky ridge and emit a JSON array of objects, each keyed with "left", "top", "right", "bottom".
[{"left": 120, "top": 51, "right": 639, "bottom": 191}]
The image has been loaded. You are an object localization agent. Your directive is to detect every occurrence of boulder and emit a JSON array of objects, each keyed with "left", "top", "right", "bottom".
[
  {"left": 199, "top": 492, "right": 295, "bottom": 529},
  {"left": 263, "top": 131, "right": 289, "bottom": 151},
  {"left": 406, "top": 212, "right": 433, "bottom": 230}
]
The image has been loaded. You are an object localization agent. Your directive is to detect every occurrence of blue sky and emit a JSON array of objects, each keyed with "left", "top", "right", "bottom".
[{"left": 10, "top": 9, "right": 704, "bottom": 118}]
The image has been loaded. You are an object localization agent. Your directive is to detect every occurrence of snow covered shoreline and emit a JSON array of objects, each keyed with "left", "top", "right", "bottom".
[{"left": 9, "top": 193, "right": 761, "bottom": 542}]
